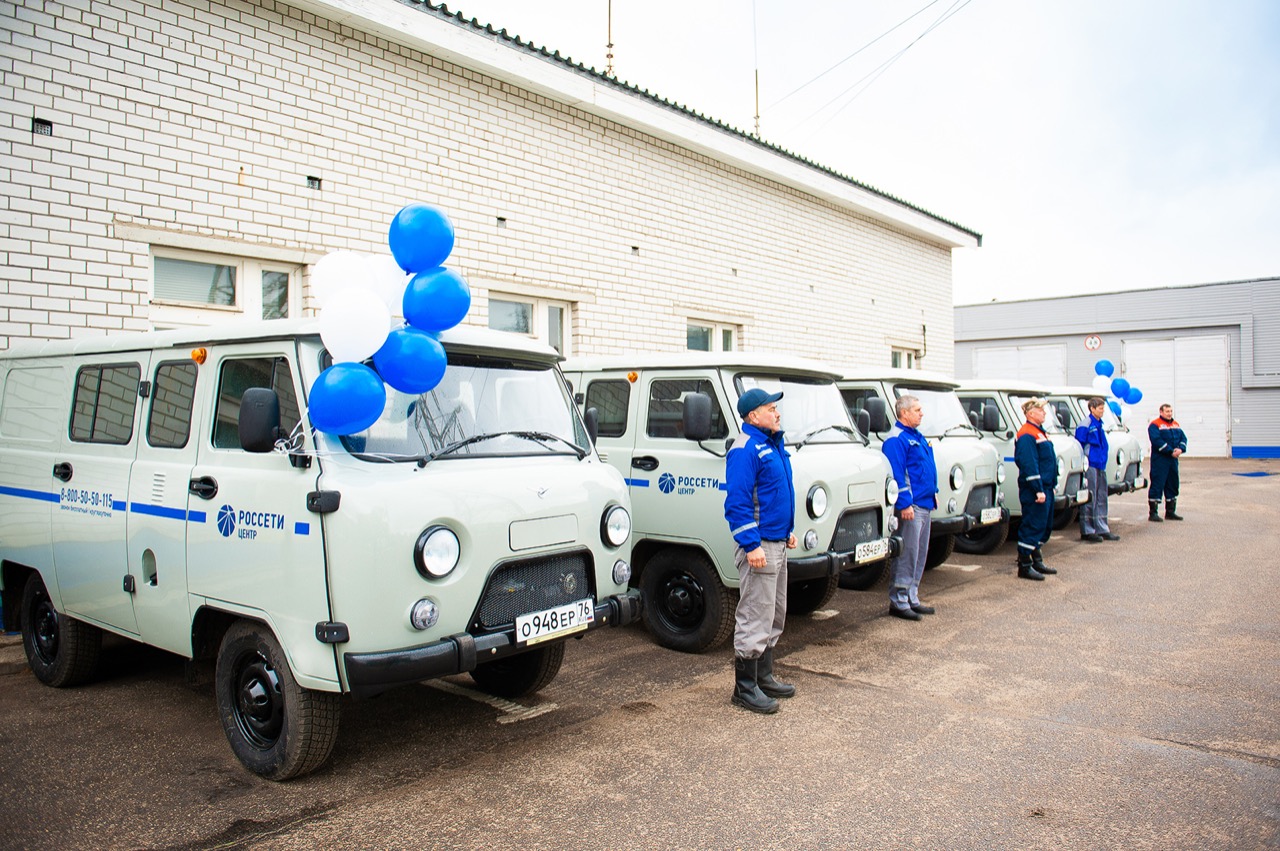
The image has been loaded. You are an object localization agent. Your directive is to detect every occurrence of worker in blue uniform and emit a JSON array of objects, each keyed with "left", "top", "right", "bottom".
[
  {"left": 1147, "top": 403, "right": 1187, "bottom": 521},
  {"left": 1013, "top": 398, "right": 1058, "bottom": 580}
]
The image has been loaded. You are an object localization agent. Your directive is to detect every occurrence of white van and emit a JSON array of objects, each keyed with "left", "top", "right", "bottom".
[
  {"left": 563, "top": 354, "right": 899, "bottom": 653},
  {"left": 1046, "top": 387, "right": 1148, "bottom": 496},
  {"left": 837, "top": 370, "right": 1009, "bottom": 559},
  {"left": 0, "top": 319, "right": 639, "bottom": 780},
  {"left": 956, "top": 379, "right": 1090, "bottom": 530}
]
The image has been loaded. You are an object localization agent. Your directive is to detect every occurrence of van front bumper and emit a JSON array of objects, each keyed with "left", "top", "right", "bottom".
[
  {"left": 343, "top": 590, "right": 642, "bottom": 698},
  {"left": 788, "top": 535, "right": 902, "bottom": 582},
  {"left": 931, "top": 506, "right": 1009, "bottom": 537}
]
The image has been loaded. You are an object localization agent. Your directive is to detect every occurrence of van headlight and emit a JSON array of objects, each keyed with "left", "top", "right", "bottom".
[
  {"left": 996, "top": 462, "right": 1006, "bottom": 484},
  {"left": 949, "top": 464, "right": 964, "bottom": 492},
  {"left": 1117, "top": 448, "right": 1126, "bottom": 468},
  {"left": 414, "top": 526, "right": 460, "bottom": 578},
  {"left": 601, "top": 505, "right": 631, "bottom": 548},
  {"left": 807, "top": 484, "right": 828, "bottom": 520},
  {"left": 885, "top": 476, "right": 899, "bottom": 506},
  {"left": 612, "top": 559, "right": 631, "bottom": 585},
  {"left": 888, "top": 514, "right": 899, "bottom": 533},
  {"left": 947, "top": 498, "right": 958, "bottom": 514},
  {"left": 410, "top": 598, "right": 440, "bottom": 630},
  {"left": 803, "top": 529, "right": 819, "bottom": 550}
]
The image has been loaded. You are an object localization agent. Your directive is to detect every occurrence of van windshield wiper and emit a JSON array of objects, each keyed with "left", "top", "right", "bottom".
[
  {"left": 939, "top": 423, "right": 979, "bottom": 438},
  {"left": 793, "top": 424, "right": 861, "bottom": 451},
  {"left": 417, "top": 430, "right": 586, "bottom": 467}
]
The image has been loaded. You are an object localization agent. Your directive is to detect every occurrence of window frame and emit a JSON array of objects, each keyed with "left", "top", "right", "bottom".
[
  {"left": 150, "top": 247, "right": 301, "bottom": 327},
  {"left": 687, "top": 319, "right": 738, "bottom": 352},
  {"left": 488, "top": 292, "right": 573, "bottom": 356},
  {"left": 68, "top": 362, "right": 142, "bottom": 445}
]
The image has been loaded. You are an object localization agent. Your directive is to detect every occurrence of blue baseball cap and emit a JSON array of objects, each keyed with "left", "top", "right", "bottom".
[{"left": 737, "top": 388, "right": 783, "bottom": 419}]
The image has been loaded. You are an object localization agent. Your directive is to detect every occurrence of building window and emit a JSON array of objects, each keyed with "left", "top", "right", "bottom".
[
  {"left": 154, "top": 257, "right": 237, "bottom": 307},
  {"left": 891, "top": 348, "right": 920, "bottom": 369},
  {"left": 489, "top": 294, "right": 572, "bottom": 355},
  {"left": 687, "top": 321, "right": 737, "bottom": 352},
  {"left": 151, "top": 249, "right": 299, "bottom": 326}
]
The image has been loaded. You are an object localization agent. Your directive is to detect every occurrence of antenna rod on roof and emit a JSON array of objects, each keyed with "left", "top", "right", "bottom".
[
  {"left": 605, "top": 0, "right": 615, "bottom": 77},
  {"left": 752, "top": 0, "right": 760, "bottom": 136}
]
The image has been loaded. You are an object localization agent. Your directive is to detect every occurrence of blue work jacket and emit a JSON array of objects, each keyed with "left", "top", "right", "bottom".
[
  {"left": 1074, "top": 414, "right": 1109, "bottom": 470},
  {"left": 882, "top": 422, "right": 938, "bottom": 511},
  {"left": 1148, "top": 417, "right": 1187, "bottom": 456},
  {"left": 724, "top": 423, "right": 795, "bottom": 551},
  {"left": 1014, "top": 421, "right": 1058, "bottom": 497}
]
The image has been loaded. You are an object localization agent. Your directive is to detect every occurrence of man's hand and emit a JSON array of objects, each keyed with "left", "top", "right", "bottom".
[
  {"left": 1172, "top": 448, "right": 1183, "bottom": 458},
  {"left": 900, "top": 505, "right": 915, "bottom": 521},
  {"left": 786, "top": 533, "right": 798, "bottom": 550},
  {"left": 747, "top": 546, "right": 766, "bottom": 569},
  {"left": 1035, "top": 492, "right": 1046, "bottom": 504}
]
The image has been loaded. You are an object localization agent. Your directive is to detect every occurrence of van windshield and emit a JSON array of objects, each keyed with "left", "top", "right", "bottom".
[
  {"left": 339, "top": 356, "right": 588, "bottom": 462},
  {"left": 1010, "top": 394, "right": 1065, "bottom": 434},
  {"left": 735, "top": 374, "right": 860, "bottom": 446},
  {"left": 894, "top": 385, "right": 974, "bottom": 438}
]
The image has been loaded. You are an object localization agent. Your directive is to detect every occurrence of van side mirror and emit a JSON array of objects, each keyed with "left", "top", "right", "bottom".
[
  {"left": 982, "top": 406, "right": 999, "bottom": 432},
  {"left": 682, "top": 392, "right": 712, "bottom": 442},
  {"left": 239, "top": 388, "right": 280, "bottom": 453},
  {"left": 968, "top": 410, "right": 979, "bottom": 428},
  {"left": 864, "top": 396, "right": 890, "bottom": 432},
  {"left": 583, "top": 407, "right": 599, "bottom": 444},
  {"left": 856, "top": 409, "right": 871, "bottom": 436}
]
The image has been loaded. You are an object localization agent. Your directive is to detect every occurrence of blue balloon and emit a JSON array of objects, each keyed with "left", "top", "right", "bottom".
[
  {"left": 308, "top": 362, "right": 386, "bottom": 435},
  {"left": 1110, "top": 378, "right": 1130, "bottom": 399},
  {"left": 1094, "top": 359, "right": 1114, "bottom": 377},
  {"left": 1108, "top": 400, "right": 1122, "bottom": 418},
  {"left": 1125, "top": 387, "right": 1143, "bottom": 405},
  {"left": 403, "top": 267, "right": 471, "bottom": 332},
  {"left": 389, "top": 204, "right": 455, "bottom": 273},
  {"left": 373, "top": 326, "right": 447, "bottom": 394}
]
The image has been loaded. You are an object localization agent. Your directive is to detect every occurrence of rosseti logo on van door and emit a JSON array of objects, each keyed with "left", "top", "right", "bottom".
[
  {"left": 658, "top": 472, "right": 721, "bottom": 496},
  {"left": 217, "top": 504, "right": 286, "bottom": 540}
]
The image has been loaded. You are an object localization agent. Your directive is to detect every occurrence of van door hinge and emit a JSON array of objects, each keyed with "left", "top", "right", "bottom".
[
  {"left": 122, "top": 575, "right": 136, "bottom": 594},
  {"left": 138, "top": 380, "right": 151, "bottom": 399},
  {"left": 307, "top": 490, "right": 341, "bottom": 513},
  {"left": 315, "top": 622, "right": 349, "bottom": 644}
]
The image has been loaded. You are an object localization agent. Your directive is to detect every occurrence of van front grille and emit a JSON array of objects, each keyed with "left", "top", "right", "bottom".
[
  {"left": 473, "top": 551, "right": 594, "bottom": 631},
  {"left": 830, "top": 508, "right": 881, "bottom": 553},
  {"left": 964, "top": 484, "right": 996, "bottom": 515}
]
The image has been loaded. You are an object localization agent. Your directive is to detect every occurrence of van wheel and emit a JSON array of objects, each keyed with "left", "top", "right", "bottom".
[
  {"left": 1052, "top": 506, "right": 1077, "bottom": 530},
  {"left": 789, "top": 574, "right": 839, "bottom": 614},
  {"left": 469, "top": 642, "right": 565, "bottom": 698},
  {"left": 215, "top": 621, "right": 340, "bottom": 781},
  {"left": 838, "top": 558, "right": 890, "bottom": 591},
  {"left": 21, "top": 572, "right": 101, "bottom": 687},
  {"left": 954, "top": 518, "right": 1010, "bottom": 555},
  {"left": 923, "top": 533, "right": 955, "bottom": 570},
  {"left": 640, "top": 549, "right": 732, "bottom": 653}
]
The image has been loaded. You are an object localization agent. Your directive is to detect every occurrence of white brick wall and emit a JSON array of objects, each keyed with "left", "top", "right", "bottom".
[{"left": 0, "top": 0, "right": 956, "bottom": 373}]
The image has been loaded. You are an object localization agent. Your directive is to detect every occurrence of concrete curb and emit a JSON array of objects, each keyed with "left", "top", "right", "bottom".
[{"left": 0, "top": 633, "right": 28, "bottom": 676}]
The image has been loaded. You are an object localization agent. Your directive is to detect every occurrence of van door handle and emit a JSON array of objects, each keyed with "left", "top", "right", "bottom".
[
  {"left": 189, "top": 476, "right": 219, "bottom": 500},
  {"left": 52, "top": 462, "right": 73, "bottom": 482},
  {"left": 631, "top": 456, "right": 659, "bottom": 471}
]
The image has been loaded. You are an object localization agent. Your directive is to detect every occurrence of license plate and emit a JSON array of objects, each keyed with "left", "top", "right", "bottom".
[
  {"left": 515, "top": 598, "right": 594, "bottom": 645},
  {"left": 1076, "top": 489, "right": 1090, "bottom": 504},
  {"left": 855, "top": 538, "right": 889, "bottom": 562},
  {"left": 980, "top": 507, "right": 1001, "bottom": 524}
]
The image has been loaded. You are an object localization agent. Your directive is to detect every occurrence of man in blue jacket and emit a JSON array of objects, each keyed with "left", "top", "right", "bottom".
[
  {"left": 1014, "top": 398, "right": 1059, "bottom": 580},
  {"left": 1148, "top": 403, "right": 1187, "bottom": 521},
  {"left": 724, "top": 387, "right": 797, "bottom": 714},
  {"left": 1075, "top": 396, "right": 1119, "bottom": 542},
  {"left": 881, "top": 395, "right": 939, "bottom": 620}
]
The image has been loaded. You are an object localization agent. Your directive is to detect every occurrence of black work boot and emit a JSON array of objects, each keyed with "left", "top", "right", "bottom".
[
  {"left": 1017, "top": 550, "right": 1045, "bottom": 581},
  {"left": 1148, "top": 500, "right": 1164, "bottom": 522},
  {"left": 732, "top": 656, "right": 779, "bottom": 714},
  {"left": 757, "top": 646, "right": 796, "bottom": 699},
  {"left": 1031, "top": 548, "right": 1057, "bottom": 575},
  {"left": 1165, "top": 499, "right": 1184, "bottom": 521}
]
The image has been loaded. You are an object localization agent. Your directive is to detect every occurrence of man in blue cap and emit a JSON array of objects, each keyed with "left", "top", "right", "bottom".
[{"left": 724, "top": 386, "right": 797, "bottom": 714}]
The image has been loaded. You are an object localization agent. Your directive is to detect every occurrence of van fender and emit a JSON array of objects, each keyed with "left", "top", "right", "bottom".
[{"left": 189, "top": 597, "right": 340, "bottom": 693}]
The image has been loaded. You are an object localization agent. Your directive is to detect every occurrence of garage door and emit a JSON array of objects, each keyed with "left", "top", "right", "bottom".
[
  {"left": 972, "top": 344, "right": 1066, "bottom": 385},
  {"left": 1123, "top": 336, "right": 1230, "bottom": 456}
]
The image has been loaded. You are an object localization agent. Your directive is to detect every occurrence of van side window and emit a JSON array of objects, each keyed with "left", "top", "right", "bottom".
[
  {"left": 213, "top": 358, "right": 301, "bottom": 449},
  {"left": 147, "top": 361, "right": 199, "bottom": 448},
  {"left": 839, "top": 387, "right": 877, "bottom": 419},
  {"left": 646, "top": 379, "right": 728, "bottom": 440},
  {"left": 584, "top": 380, "right": 630, "bottom": 438},
  {"left": 1052, "top": 401, "right": 1076, "bottom": 430},
  {"left": 69, "top": 364, "right": 141, "bottom": 444},
  {"left": 959, "top": 395, "right": 1005, "bottom": 430}
]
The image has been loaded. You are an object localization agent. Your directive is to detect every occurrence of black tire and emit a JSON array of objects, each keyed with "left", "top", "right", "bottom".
[
  {"left": 215, "top": 620, "right": 340, "bottom": 781},
  {"left": 21, "top": 572, "right": 101, "bottom": 687},
  {"left": 469, "top": 642, "right": 565, "bottom": 698},
  {"left": 837, "top": 558, "right": 890, "bottom": 591},
  {"left": 923, "top": 533, "right": 956, "bottom": 570},
  {"left": 954, "top": 518, "right": 1010, "bottom": 555},
  {"left": 788, "top": 573, "right": 839, "bottom": 615},
  {"left": 639, "top": 548, "right": 733, "bottom": 653},
  {"left": 1052, "top": 505, "right": 1077, "bottom": 530}
]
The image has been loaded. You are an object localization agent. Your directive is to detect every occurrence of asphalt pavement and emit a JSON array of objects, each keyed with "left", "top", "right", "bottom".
[{"left": 0, "top": 457, "right": 1276, "bottom": 850}]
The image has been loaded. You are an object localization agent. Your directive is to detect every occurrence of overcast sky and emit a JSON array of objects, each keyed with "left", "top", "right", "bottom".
[{"left": 444, "top": 0, "right": 1280, "bottom": 304}]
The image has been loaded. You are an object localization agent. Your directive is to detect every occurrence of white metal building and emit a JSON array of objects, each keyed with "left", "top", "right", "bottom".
[
  {"left": 954, "top": 278, "right": 1280, "bottom": 458},
  {"left": 1, "top": 0, "right": 978, "bottom": 371}
]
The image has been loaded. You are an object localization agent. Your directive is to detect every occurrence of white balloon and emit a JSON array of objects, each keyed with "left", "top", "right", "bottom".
[
  {"left": 312, "top": 251, "right": 374, "bottom": 308},
  {"left": 1091, "top": 374, "right": 1111, "bottom": 395},
  {"left": 367, "top": 254, "right": 412, "bottom": 316},
  {"left": 319, "top": 289, "right": 392, "bottom": 363}
]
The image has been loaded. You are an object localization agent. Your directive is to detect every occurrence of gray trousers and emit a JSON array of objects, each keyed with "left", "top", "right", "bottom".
[
  {"left": 733, "top": 540, "right": 788, "bottom": 659},
  {"left": 1080, "top": 467, "right": 1111, "bottom": 535},
  {"left": 890, "top": 508, "right": 931, "bottom": 609}
]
